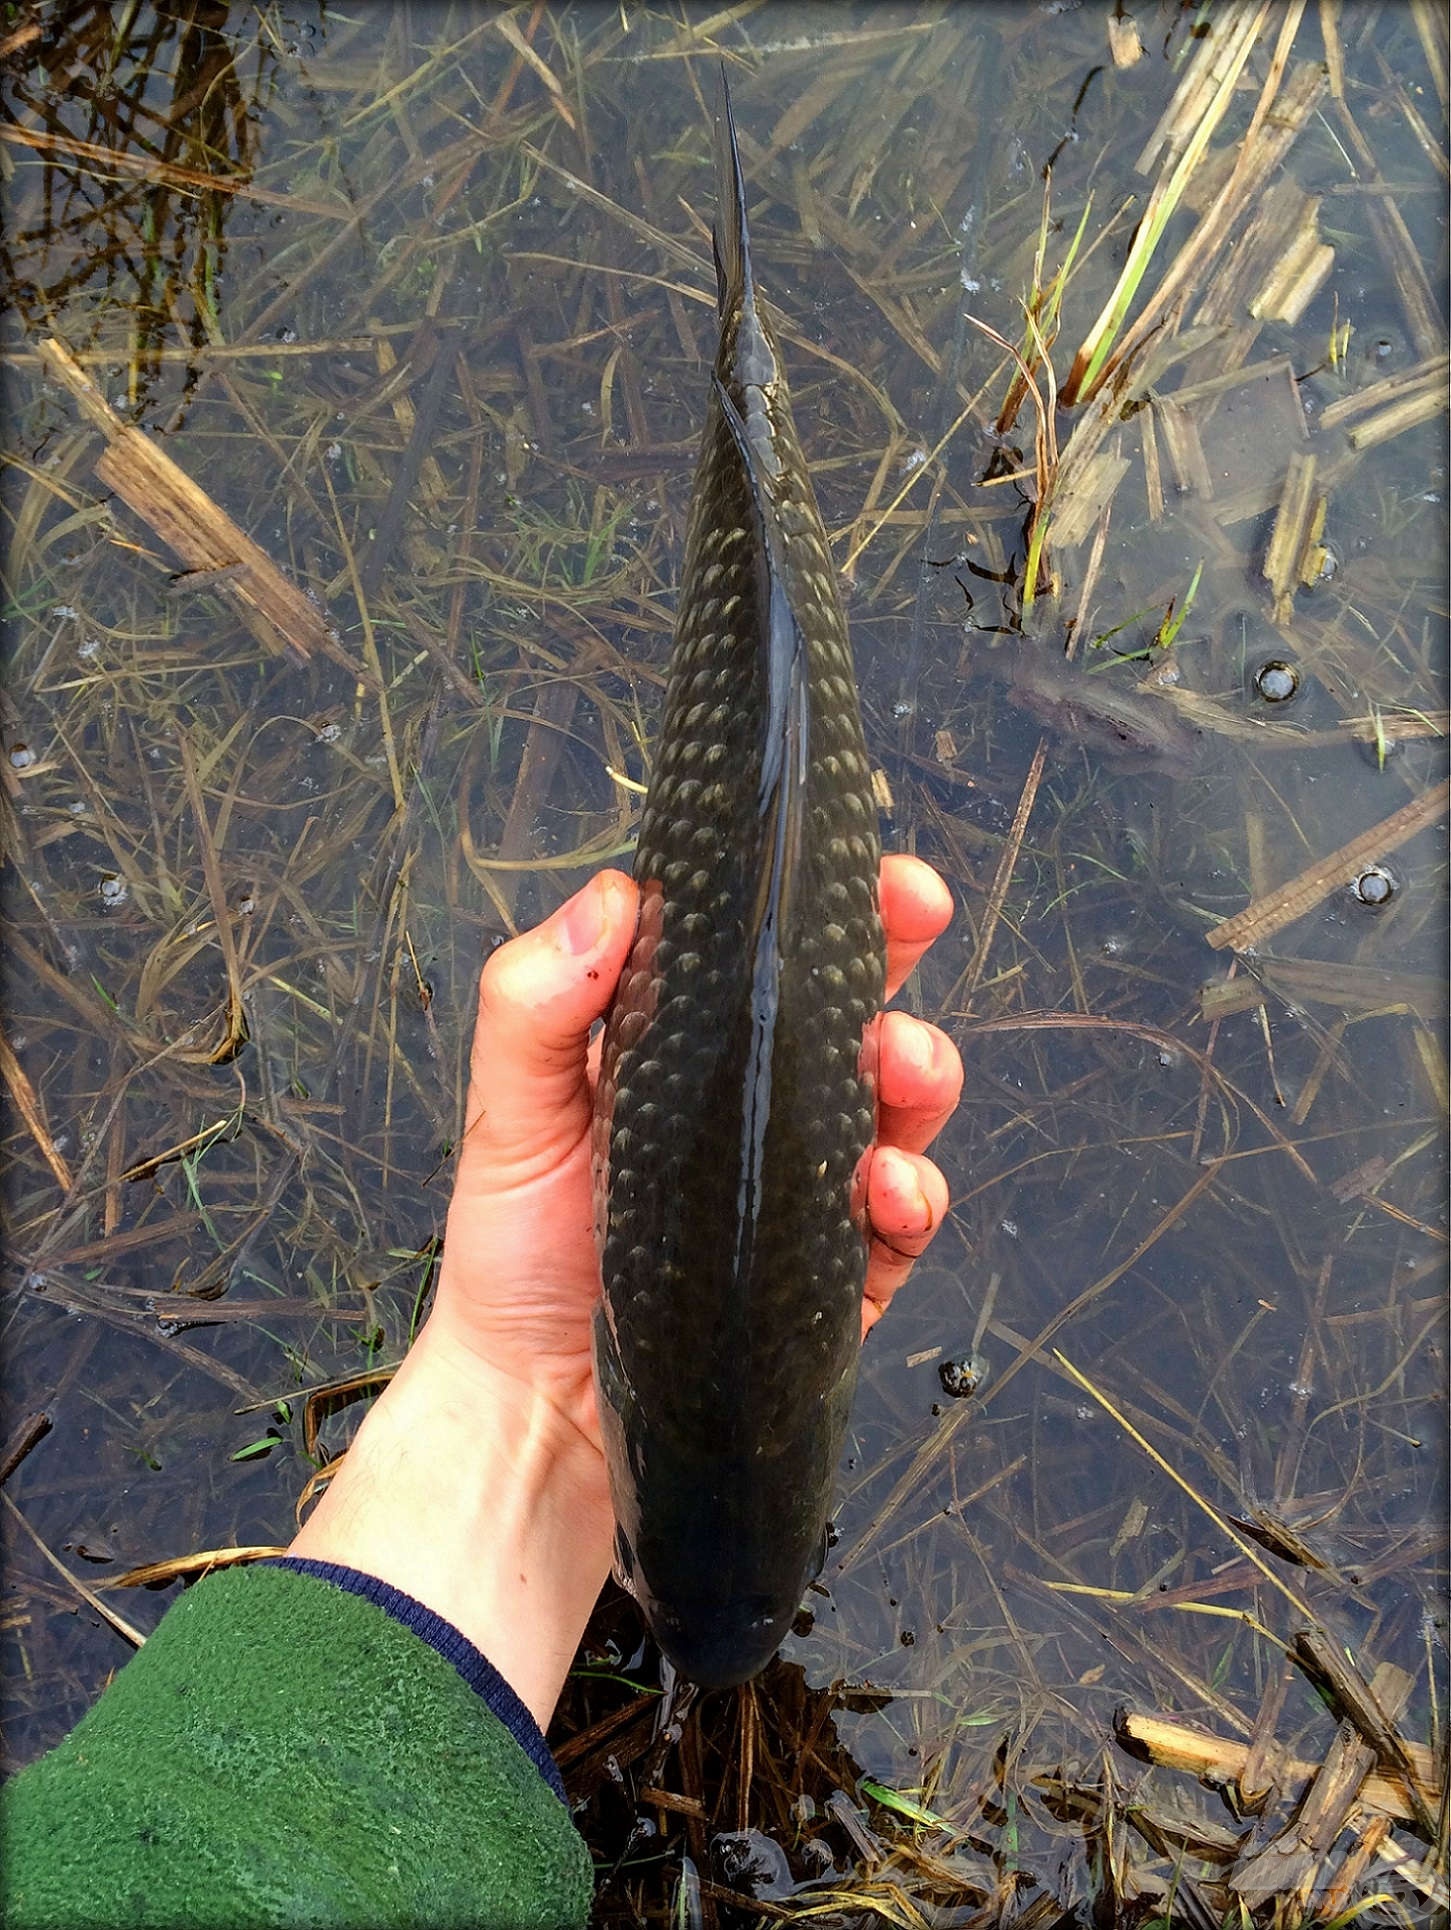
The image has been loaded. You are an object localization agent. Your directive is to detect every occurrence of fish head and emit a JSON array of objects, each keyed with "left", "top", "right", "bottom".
[{"left": 645, "top": 1588, "right": 797, "bottom": 1692}]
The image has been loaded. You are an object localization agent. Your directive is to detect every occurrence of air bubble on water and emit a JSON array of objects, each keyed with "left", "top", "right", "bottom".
[
  {"left": 1352, "top": 865, "right": 1395, "bottom": 907},
  {"left": 1253, "top": 660, "right": 1299, "bottom": 704}
]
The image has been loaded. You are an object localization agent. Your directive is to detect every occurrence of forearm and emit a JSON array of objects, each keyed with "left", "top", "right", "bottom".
[{"left": 289, "top": 1321, "right": 613, "bottom": 1730}]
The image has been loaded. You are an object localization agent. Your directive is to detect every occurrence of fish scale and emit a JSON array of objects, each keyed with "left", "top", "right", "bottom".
[{"left": 591, "top": 78, "right": 884, "bottom": 1689}]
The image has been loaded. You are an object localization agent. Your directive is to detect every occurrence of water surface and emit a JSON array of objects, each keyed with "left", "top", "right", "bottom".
[{"left": 2, "top": 4, "right": 1446, "bottom": 1920}]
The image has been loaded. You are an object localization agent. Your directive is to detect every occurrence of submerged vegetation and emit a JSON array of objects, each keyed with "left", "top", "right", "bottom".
[{"left": 1, "top": 4, "right": 1446, "bottom": 1924}]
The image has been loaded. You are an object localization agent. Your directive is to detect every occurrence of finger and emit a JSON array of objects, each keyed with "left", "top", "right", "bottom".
[
  {"left": 875, "top": 1011, "right": 963, "bottom": 1158},
  {"left": 881, "top": 854, "right": 953, "bottom": 1001},
  {"left": 861, "top": 1145, "right": 950, "bottom": 1335},
  {"left": 457, "top": 869, "right": 638, "bottom": 1186}
]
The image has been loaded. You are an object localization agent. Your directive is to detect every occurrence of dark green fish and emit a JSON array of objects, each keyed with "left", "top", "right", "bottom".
[{"left": 591, "top": 79, "right": 885, "bottom": 1689}]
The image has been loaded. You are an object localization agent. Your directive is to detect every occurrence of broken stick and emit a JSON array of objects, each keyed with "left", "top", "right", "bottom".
[
  {"left": 36, "top": 336, "right": 338, "bottom": 665},
  {"left": 1206, "top": 777, "right": 1450, "bottom": 952}
]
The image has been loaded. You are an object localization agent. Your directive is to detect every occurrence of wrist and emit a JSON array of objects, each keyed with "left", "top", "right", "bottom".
[{"left": 288, "top": 1322, "right": 613, "bottom": 1730}]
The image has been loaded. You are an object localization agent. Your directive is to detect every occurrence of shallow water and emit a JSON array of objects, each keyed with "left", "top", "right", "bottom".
[{"left": 2, "top": 3, "right": 1446, "bottom": 1919}]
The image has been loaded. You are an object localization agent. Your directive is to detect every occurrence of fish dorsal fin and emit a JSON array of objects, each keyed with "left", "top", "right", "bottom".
[
  {"left": 712, "top": 68, "right": 755, "bottom": 319},
  {"left": 712, "top": 374, "right": 809, "bottom": 1289},
  {"left": 711, "top": 375, "right": 807, "bottom": 949}
]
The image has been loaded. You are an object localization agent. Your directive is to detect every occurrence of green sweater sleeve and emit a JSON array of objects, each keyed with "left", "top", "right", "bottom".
[{"left": 0, "top": 1564, "right": 593, "bottom": 1929}]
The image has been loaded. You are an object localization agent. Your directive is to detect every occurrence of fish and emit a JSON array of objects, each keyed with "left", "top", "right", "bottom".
[{"left": 590, "top": 76, "right": 885, "bottom": 1690}]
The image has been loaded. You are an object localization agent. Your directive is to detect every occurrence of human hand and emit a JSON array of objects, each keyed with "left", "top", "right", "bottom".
[
  {"left": 431, "top": 852, "right": 961, "bottom": 1439},
  {"left": 291, "top": 856, "right": 960, "bottom": 1726}
]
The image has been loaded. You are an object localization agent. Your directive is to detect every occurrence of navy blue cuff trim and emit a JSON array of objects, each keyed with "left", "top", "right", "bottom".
[{"left": 261, "top": 1556, "right": 566, "bottom": 1803}]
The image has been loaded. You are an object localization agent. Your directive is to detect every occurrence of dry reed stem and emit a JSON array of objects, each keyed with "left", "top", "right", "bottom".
[
  {"left": 106, "top": 1546, "right": 290, "bottom": 1588},
  {"left": 1409, "top": 0, "right": 1449, "bottom": 110},
  {"left": 0, "top": 121, "right": 351, "bottom": 217},
  {"left": 0, "top": 1412, "right": 53, "bottom": 1488},
  {"left": 1318, "top": 0, "right": 1345, "bottom": 100},
  {"left": 955, "top": 739, "right": 1047, "bottom": 1008},
  {"left": 1206, "top": 777, "right": 1450, "bottom": 952},
  {"left": 35, "top": 338, "right": 339, "bottom": 663},
  {"left": 1261, "top": 449, "right": 1321, "bottom": 622},
  {"left": 1331, "top": 95, "right": 1445, "bottom": 361},
  {"left": 1134, "top": 5, "right": 1258, "bottom": 175},
  {"left": 1232, "top": 1669, "right": 1412, "bottom": 1908},
  {"left": 4, "top": 1493, "right": 147, "bottom": 1648},
  {"left": 0, "top": 1026, "right": 74, "bottom": 1190},
  {"left": 1142, "top": 23, "right": 1324, "bottom": 328},
  {"left": 1063, "top": 2, "right": 1273, "bottom": 405},
  {"left": 1294, "top": 1629, "right": 1442, "bottom": 1838},
  {"left": 1347, "top": 384, "right": 1450, "bottom": 453},
  {"left": 1117, "top": 1710, "right": 1440, "bottom": 1829},
  {"left": 1317, "top": 356, "right": 1449, "bottom": 434}
]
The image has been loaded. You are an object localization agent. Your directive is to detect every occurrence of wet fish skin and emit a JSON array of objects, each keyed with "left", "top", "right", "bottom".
[{"left": 590, "top": 81, "right": 884, "bottom": 1690}]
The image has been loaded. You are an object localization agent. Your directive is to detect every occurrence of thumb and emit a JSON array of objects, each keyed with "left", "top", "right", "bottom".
[{"left": 457, "top": 869, "right": 638, "bottom": 1187}]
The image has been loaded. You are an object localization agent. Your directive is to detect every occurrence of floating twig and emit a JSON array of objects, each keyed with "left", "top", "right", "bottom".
[
  {"left": 0, "top": 1025, "right": 73, "bottom": 1190},
  {"left": 1206, "top": 778, "right": 1450, "bottom": 952},
  {"left": 4, "top": 1492, "right": 146, "bottom": 1648},
  {"left": 1115, "top": 1708, "right": 1441, "bottom": 1827},
  {"left": 0, "top": 1412, "right": 52, "bottom": 1488},
  {"left": 36, "top": 336, "right": 339, "bottom": 663}
]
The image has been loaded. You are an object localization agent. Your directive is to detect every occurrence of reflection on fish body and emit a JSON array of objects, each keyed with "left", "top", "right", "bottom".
[{"left": 590, "top": 80, "right": 884, "bottom": 1689}]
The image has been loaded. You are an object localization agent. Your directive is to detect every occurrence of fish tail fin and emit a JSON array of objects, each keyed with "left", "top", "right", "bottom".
[{"left": 712, "top": 66, "right": 755, "bottom": 319}]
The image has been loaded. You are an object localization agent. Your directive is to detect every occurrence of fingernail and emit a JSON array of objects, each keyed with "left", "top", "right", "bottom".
[
  {"left": 886, "top": 1149, "right": 932, "bottom": 1231},
  {"left": 558, "top": 874, "right": 609, "bottom": 956},
  {"left": 901, "top": 1017, "right": 934, "bottom": 1077}
]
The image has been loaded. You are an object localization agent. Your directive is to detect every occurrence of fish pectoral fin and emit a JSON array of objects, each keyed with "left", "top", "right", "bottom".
[{"left": 612, "top": 1523, "right": 641, "bottom": 1600}]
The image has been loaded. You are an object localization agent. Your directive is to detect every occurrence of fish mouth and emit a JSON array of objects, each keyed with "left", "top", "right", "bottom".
[{"left": 613, "top": 1516, "right": 801, "bottom": 1689}]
